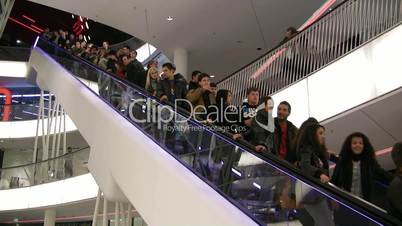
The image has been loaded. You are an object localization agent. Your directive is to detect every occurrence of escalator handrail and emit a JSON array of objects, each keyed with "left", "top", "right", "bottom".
[{"left": 35, "top": 37, "right": 402, "bottom": 226}]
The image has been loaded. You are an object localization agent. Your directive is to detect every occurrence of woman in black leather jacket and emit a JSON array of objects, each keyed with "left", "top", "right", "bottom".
[{"left": 295, "top": 122, "right": 334, "bottom": 226}]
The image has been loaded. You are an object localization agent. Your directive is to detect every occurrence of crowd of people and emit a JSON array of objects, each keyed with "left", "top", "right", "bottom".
[
  {"left": 42, "top": 28, "right": 402, "bottom": 224},
  {"left": 42, "top": 28, "right": 147, "bottom": 88}
]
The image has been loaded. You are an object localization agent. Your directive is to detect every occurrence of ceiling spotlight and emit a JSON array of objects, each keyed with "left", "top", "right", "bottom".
[
  {"left": 16, "top": 40, "right": 22, "bottom": 44},
  {"left": 166, "top": 16, "right": 173, "bottom": 21},
  {"left": 210, "top": 75, "right": 215, "bottom": 78}
]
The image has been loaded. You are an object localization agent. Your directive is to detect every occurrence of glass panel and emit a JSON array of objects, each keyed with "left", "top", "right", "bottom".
[
  {"left": 0, "top": 147, "right": 89, "bottom": 189},
  {"left": 36, "top": 38, "right": 400, "bottom": 226},
  {"left": 0, "top": 98, "right": 57, "bottom": 121}
]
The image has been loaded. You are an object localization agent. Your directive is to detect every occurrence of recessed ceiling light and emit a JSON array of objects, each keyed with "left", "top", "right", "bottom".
[
  {"left": 16, "top": 40, "right": 22, "bottom": 44},
  {"left": 210, "top": 75, "right": 215, "bottom": 78},
  {"left": 166, "top": 16, "right": 174, "bottom": 21}
]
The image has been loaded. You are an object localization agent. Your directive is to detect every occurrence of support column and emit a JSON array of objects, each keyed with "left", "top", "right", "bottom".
[
  {"left": 173, "top": 48, "right": 188, "bottom": 80},
  {"left": 114, "top": 201, "right": 119, "bottom": 226},
  {"left": 44, "top": 208, "right": 56, "bottom": 226},
  {"left": 127, "top": 204, "right": 132, "bottom": 226},
  {"left": 102, "top": 197, "right": 108, "bottom": 226},
  {"left": 92, "top": 189, "right": 102, "bottom": 226},
  {"left": 399, "top": 0, "right": 402, "bottom": 21}
]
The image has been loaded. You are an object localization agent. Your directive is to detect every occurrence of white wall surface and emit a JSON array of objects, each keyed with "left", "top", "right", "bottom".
[
  {"left": 0, "top": 174, "right": 98, "bottom": 211},
  {"left": 0, "top": 116, "right": 77, "bottom": 139},
  {"left": 272, "top": 24, "right": 402, "bottom": 127},
  {"left": 0, "top": 61, "right": 29, "bottom": 78}
]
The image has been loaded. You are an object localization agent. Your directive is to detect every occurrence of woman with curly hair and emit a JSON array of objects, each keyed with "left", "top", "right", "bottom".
[
  {"left": 331, "top": 132, "right": 393, "bottom": 225},
  {"left": 331, "top": 132, "right": 392, "bottom": 201}
]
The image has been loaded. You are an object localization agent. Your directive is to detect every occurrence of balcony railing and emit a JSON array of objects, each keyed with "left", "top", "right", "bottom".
[
  {"left": 0, "top": 147, "right": 89, "bottom": 189},
  {"left": 218, "top": 0, "right": 402, "bottom": 105}
]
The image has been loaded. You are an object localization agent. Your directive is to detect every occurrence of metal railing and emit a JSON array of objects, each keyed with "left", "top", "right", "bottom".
[
  {"left": 218, "top": 0, "right": 402, "bottom": 105},
  {"left": 0, "top": 147, "right": 90, "bottom": 189}
]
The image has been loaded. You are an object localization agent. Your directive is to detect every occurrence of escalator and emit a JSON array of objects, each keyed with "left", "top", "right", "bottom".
[{"left": 29, "top": 38, "right": 401, "bottom": 226}]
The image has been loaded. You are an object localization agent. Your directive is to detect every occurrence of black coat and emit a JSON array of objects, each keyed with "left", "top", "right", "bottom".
[
  {"left": 213, "top": 105, "right": 240, "bottom": 134},
  {"left": 188, "top": 81, "right": 199, "bottom": 91},
  {"left": 274, "top": 118, "right": 298, "bottom": 163},
  {"left": 298, "top": 145, "right": 329, "bottom": 178},
  {"left": 244, "top": 110, "right": 274, "bottom": 156},
  {"left": 239, "top": 102, "right": 258, "bottom": 141},
  {"left": 331, "top": 157, "right": 393, "bottom": 201},
  {"left": 126, "top": 59, "right": 146, "bottom": 88},
  {"left": 387, "top": 173, "right": 402, "bottom": 220},
  {"left": 159, "top": 73, "right": 188, "bottom": 105}
]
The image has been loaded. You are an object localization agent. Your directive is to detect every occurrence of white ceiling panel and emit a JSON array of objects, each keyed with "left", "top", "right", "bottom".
[{"left": 28, "top": 0, "right": 327, "bottom": 81}]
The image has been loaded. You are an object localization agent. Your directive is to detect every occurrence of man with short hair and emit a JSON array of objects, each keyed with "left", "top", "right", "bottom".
[
  {"left": 159, "top": 63, "right": 188, "bottom": 154},
  {"left": 233, "top": 87, "right": 259, "bottom": 141},
  {"left": 186, "top": 73, "right": 216, "bottom": 120},
  {"left": 274, "top": 101, "right": 298, "bottom": 163},
  {"left": 280, "top": 27, "right": 298, "bottom": 45},
  {"left": 210, "top": 82, "right": 217, "bottom": 97},
  {"left": 159, "top": 63, "right": 188, "bottom": 104},
  {"left": 188, "top": 70, "right": 202, "bottom": 91},
  {"left": 71, "top": 41, "right": 82, "bottom": 56},
  {"left": 247, "top": 97, "right": 276, "bottom": 154},
  {"left": 122, "top": 45, "right": 130, "bottom": 56},
  {"left": 125, "top": 50, "right": 146, "bottom": 88}
]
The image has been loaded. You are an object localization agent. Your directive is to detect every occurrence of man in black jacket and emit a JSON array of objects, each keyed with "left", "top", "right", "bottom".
[
  {"left": 159, "top": 63, "right": 188, "bottom": 154},
  {"left": 159, "top": 63, "right": 188, "bottom": 105},
  {"left": 388, "top": 142, "right": 402, "bottom": 220},
  {"left": 246, "top": 97, "right": 275, "bottom": 155},
  {"left": 233, "top": 87, "right": 260, "bottom": 141},
  {"left": 124, "top": 52, "right": 146, "bottom": 88},
  {"left": 274, "top": 101, "right": 298, "bottom": 164}
]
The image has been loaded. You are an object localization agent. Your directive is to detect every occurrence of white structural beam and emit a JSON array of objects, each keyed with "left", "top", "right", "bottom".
[{"left": 29, "top": 44, "right": 259, "bottom": 226}]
